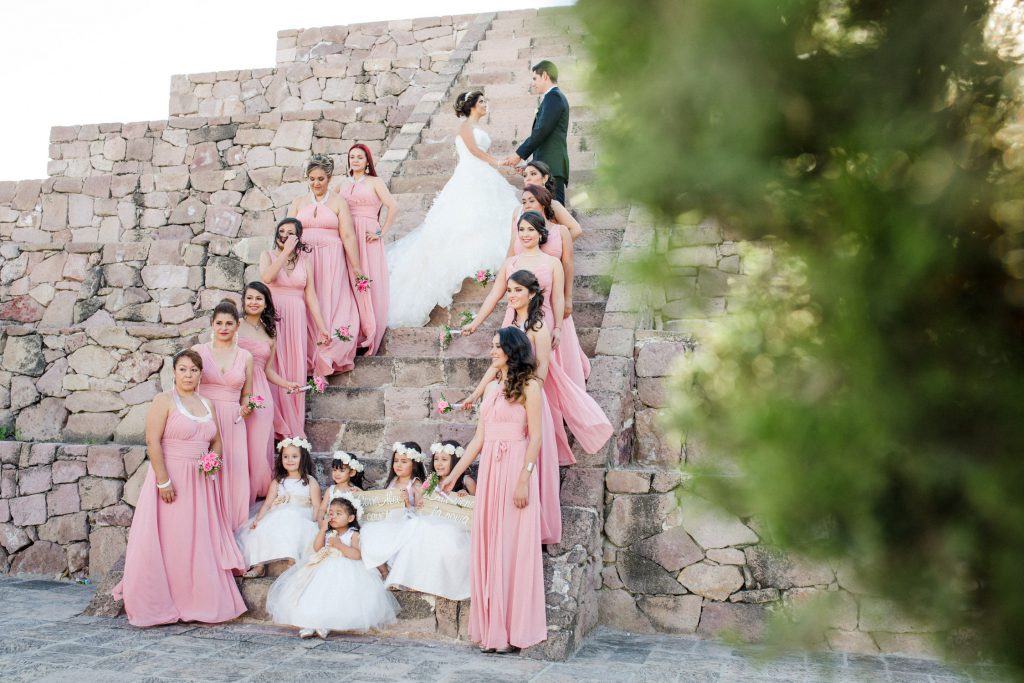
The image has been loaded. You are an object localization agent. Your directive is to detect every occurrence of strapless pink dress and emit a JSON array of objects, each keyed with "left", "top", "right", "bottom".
[
  {"left": 470, "top": 390, "right": 546, "bottom": 650},
  {"left": 113, "top": 394, "right": 246, "bottom": 626},
  {"left": 237, "top": 335, "right": 274, "bottom": 502},
  {"left": 342, "top": 179, "right": 388, "bottom": 356}
]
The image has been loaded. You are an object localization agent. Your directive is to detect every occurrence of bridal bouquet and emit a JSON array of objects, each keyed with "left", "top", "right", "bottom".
[
  {"left": 334, "top": 325, "right": 353, "bottom": 342},
  {"left": 474, "top": 269, "right": 494, "bottom": 287},
  {"left": 197, "top": 451, "right": 223, "bottom": 478},
  {"left": 355, "top": 275, "right": 372, "bottom": 292}
]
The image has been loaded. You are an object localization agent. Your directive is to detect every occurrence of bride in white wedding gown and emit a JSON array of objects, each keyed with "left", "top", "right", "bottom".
[{"left": 387, "top": 91, "right": 520, "bottom": 327}]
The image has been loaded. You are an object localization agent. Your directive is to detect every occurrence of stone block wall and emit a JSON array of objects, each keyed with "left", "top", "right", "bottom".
[
  {"left": 168, "top": 14, "right": 475, "bottom": 134},
  {"left": 0, "top": 441, "right": 146, "bottom": 581}
]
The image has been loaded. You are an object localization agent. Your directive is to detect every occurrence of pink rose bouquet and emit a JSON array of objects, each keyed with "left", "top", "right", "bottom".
[
  {"left": 334, "top": 325, "right": 353, "bottom": 342},
  {"left": 355, "top": 275, "right": 372, "bottom": 292},
  {"left": 474, "top": 269, "right": 494, "bottom": 287},
  {"left": 436, "top": 393, "right": 453, "bottom": 415},
  {"left": 307, "top": 376, "right": 328, "bottom": 394},
  {"left": 197, "top": 451, "right": 223, "bottom": 477}
]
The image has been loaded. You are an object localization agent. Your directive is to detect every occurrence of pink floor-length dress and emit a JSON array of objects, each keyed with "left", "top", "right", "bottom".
[
  {"left": 113, "top": 395, "right": 246, "bottom": 627},
  {"left": 501, "top": 257, "right": 613, "bottom": 466},
  {"left": 268, "top": 254, "right": 309, "bottom": 438},
  {"left": 470, "top": 390, "right": 547, "bottom": 651},
  {"left": 342, "top": 179, "right": 388, "bottom": 355},
  {"left": 237, "top": 335, "right": 274, "bottom": 503},
  {"left": 512, "top": 219, "right": 591, "bottom": 387},
  {"left": 196, "top": 343, "right": 251, "bottom": 530},
  {"left": 297, "top": 195, "right": 365, "bottom": 374}
]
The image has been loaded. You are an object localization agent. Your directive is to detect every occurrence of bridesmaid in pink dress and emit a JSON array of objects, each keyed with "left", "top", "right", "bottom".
[
  {"left": 288, "top": 154, "right": 370, "bottom": 373},
  {"left": 237, "top": 281, "right": 305, "bottom": 503},
  {"left": 442, "top": 328, "right": 546, "bottom": 653},
  {"left": 192, "top": 300, "right": 254, "bottom": 530},
  {"left": 339, "top": 143, "right": 398, "bottom": 356},
  {"left": 510, "top": 185, "right": 590, "bottom": 387},
  {"left": 113, "top": 349, "right": 246, "bottom": 626},
  {"left": 260, "top": 218, "right": 333, "bottom": 438}
]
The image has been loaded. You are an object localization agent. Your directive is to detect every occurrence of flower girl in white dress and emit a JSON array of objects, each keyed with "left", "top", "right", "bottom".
[
  {"left": 236, "top": 437, "right": 321, "bottom": 577},
  {"left": 317, "top": 451, "right": 364, "bottom": 519},
  {"left": 267, "top": 494, "right": 399, "bottom": 639},
  {"left": 360, "top": 441, "right": 471, "bottom": 601}
]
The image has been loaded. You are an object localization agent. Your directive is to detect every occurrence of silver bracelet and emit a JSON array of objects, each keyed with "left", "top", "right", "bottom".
[{"left": 156, "top": 478, "right": 173, "bottom": 490}]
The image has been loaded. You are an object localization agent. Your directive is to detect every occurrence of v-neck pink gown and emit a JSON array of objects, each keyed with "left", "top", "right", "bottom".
[
  {"left": 511, "top": 219, "right": 591, "bottom": 387},
  {"left": 113, "top": 393, "right": 246, "bottom": 626},
  {"left": 296, "top": 194, "right": 365, "bottom": 374},
  {"left": 196, "top": 343, "right": 251, "bottom": 529},
  {"left": 470, "top": 389, "right": 547, "bottom": 651},
  {"left": 267, "top": 253, "right": 309, "bottom": 438},
  {"left": 342, "top": 178, "right": 388, "bottom": 355},
  {"left": 500, "top": 256, "right": 613, "bottom": 467},
  {"left": 237, "top": 334, "right": 274, "bottom": 503}
]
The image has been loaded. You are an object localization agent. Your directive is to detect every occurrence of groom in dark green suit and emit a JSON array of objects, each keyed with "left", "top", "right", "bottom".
[{"left": 503, "top": 60, "right": 570, "bottom": 204}]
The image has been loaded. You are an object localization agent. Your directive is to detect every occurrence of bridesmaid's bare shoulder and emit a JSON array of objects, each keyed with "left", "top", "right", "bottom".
[{"left": 151, "top": 392, "right": 174, "bottom": 412}]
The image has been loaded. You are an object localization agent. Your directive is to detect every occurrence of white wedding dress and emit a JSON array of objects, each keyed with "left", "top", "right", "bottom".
[{"left": 387, "top": 127, "right": 520, "bottom": 327}]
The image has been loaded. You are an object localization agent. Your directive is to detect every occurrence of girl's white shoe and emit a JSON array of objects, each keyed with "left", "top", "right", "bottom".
[
  {"left": 299, "top": 628, "right": 316, "bottom": 639},
  {"left": 316, "top": 629, "right": 330, "bottom": 639}
]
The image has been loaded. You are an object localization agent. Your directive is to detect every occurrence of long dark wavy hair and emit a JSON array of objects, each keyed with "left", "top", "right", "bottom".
[
  {"left": 242, "top": 281, "right": 278, "bottom": 338},
  {"left": 275, "top": 217, "right": 311, "bottom": 267},
  {"left": 385, "top": 441, "right": 427, "bottom": 488},
  {"left": 522, "top": 184, "right": 556, "bottom": 221},
  {"left": 517, "top": 210, "right": 549, "bottom": 245},
  {"left": 274, "top": 441, "right": 315, "bottom": 486},
  {"left": 525, "top": 160, "right": 556, "bottom": 194},
  {"left": 497, "top": 327, "right": 537, "bottom": 403},
  {"left": 508, "top": 269, "right": 545, "bottom": 333},
  {"left": 328, "top": 496, "right": 360, "bottom": 532}
]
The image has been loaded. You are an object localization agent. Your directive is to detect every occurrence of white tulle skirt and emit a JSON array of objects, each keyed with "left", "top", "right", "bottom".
[
  {"left": 387, "top": 157, "right": 520, "bottom": 327},
  {"left": 386, "top": 516, "right": 471, "bottom": 600},
  {"left": 267, "top": 549, "right": 400, "bottom": 632},
  {"left": 235, "top": 502, "right": 319, "bottom": 567},
  {"left": 359, "top": 509, "right": 419, "bottom": 569}
]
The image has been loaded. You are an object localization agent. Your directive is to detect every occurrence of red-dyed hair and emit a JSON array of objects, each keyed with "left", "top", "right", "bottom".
[{"left": 347, "top": 143, "right": 377, "bottom": 177}]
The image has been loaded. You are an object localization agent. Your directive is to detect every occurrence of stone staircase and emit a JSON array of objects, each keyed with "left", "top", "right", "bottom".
[{"left": 230, "top": 8, "right": 625, "bottom": 659}]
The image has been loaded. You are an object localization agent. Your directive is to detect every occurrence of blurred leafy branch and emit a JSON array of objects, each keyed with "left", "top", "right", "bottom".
[{"left": 578, "top": 0, "right": 1024, "bottom": 671}]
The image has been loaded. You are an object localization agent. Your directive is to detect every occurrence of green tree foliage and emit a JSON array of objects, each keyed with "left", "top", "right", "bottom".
[{"left": 578, "top": 0, "right": 1024, "bottom": 670}]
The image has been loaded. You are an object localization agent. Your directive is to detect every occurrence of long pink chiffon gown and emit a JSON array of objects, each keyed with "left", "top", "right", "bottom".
[
  {"left": 196, "top": 343, "right": 251, "bottom": 530},
  {"left": 237, "top": 335, "right": 274, "bottom": 503},
  {"left": 297, "top": 192, "right": 365, "bottom": 374},
  {"left": 470, "top": 389, "right": 547, "bottom": 651},
  {"left": 113, "top": 392, "right": 246, "bottom": 626},
  {"left": 267, "top": 253, "right": 309, "bottom": 438},
  {"left": 342, "top": 178, "right": 388, "bottom": 355},
  {"left": 512, "top": 219, "right": 590, "bottom": 387},
  {"left": 501, "top": 255, "right": 613, "bottom": 466}
]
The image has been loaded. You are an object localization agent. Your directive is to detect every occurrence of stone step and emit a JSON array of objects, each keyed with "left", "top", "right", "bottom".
[
  {"left": 372, "top": 324, "right": 601, "bottom": 361},
  {"left": 307, "top": 416, "right": 479, "bottom": 454}
]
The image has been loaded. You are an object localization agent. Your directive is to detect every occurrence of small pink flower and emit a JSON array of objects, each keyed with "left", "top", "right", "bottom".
[
  {"left": 197, "top": 451, "right": 223, "bottom": 477},
  {"left": 355, "top": 275, "right": 372, "bottom": 292},
  {"left": 473, "top": 269, "right": 494, "bottom": 287},
  {"left": 335, "top": 325, "right": 352, "bottom": 342},
  {"left": 307, "top": 376, "right": 327, "bottom": 394},
  {"left": 436, "top": 393, "right": 453, "bottom": 415}
]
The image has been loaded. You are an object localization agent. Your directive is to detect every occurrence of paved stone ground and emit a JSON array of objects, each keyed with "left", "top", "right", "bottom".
[{"left": 0, "top": 576, "right": 1009, "bottom": 683}]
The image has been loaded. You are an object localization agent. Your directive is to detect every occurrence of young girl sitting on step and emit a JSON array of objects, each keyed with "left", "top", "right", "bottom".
[
  {"left": 266, "top": 494, "right": 399, "bottom": 639},
  {"left": 358, "top": 441, "right": 426, "bottom": 578},
  {"left": 317, "top": 450, "right": 364, "bottom": 519},
  {"left": 431, "top": 439, "right": 476, "bottom": 495},
  {"left": 236, "top": 437, "right": 321, "bottom": 577}
]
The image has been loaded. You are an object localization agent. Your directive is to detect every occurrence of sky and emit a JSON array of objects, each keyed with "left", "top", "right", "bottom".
[{"left": 0, "top": 0, "right": 571, "bottom": 182}]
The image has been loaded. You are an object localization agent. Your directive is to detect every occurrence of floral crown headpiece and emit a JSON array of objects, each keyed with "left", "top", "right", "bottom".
[
  {"left": 332, "top": 450, "right": 364, "bottom": 473},
  {"left": 430, "top": 442, "right": 465, "bottom": 457},
  {"left": 392, "top": 442, "right": 424, "bottom": 462},
  {"left": 330, "top": 491, "right": 364, "bottom": 522},
  {"left": 277, "top": 436, "right": 312, "bottom": 452}
]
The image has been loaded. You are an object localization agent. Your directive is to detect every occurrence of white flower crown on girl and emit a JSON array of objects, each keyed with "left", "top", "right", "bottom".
[
  {"left": 330, "top": 491, "right": 364, "bottom": 522},
  {"left": 332, "top": 450, "right": 365, "bottom": 473},
  {"left": 392, "top": 442, "right": 425, "bottom": 462},
  {"left": 277, "top": 436, "right": 312, "bottom": 452},
  {"left": 430, "top": 442, "right": 465, "bottom": 457}
]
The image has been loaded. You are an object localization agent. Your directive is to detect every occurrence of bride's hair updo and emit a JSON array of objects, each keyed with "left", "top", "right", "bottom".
[
  {"left": 523, "top": 184, "right": 556, "bottom": 221},
  {"left": 508, "top": 269, "right": 546, "bottom": 333},
  {"left": 454, "top": 91, "right": 484, "bottom": 118},
  {"left": 518, "top": 210, "right": 549, "bottom": 245},
  {"left": 305, "top": 153, "right": 335, "bottom": 178}
]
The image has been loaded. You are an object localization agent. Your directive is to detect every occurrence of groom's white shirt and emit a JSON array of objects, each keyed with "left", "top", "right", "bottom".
[{"left": 542, "top": 84, "right": 558, "bottom": 97}]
